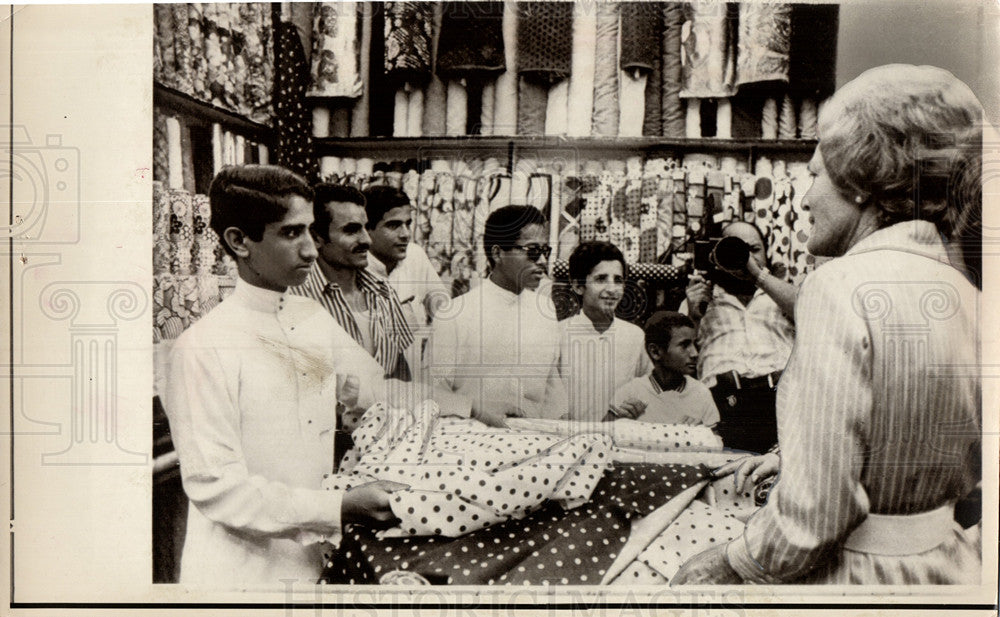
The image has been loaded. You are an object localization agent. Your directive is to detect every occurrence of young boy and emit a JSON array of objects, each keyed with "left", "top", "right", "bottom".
[
  {"left": 163, "top": 165, "right": 406, "bottom": 588},
  {"left": 610, "top": 311, "right": 720, "bottom": 426},
  {"left": 561, "top": 241, "right": 651, "bottom": 421}
]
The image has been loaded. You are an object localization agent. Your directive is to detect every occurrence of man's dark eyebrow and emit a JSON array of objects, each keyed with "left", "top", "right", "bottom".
[{"left": 280, "top": 223, "right": 308, "bottom": 232}]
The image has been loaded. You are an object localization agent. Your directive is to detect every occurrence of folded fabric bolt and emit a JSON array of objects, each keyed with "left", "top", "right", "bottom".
[
  {"left": 322, "top": 460, "right": 712, "bottom": 585},
  {"left": 325, "top": 401, "right": 613, "bottom": 538}
]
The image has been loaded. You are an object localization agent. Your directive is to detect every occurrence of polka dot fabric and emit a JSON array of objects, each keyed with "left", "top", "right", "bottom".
[
  {"left": 320, "top": 462, "right": 711, "bottom": 585},
  {"left": 324, "top": 402, "right": 613, "bottom": 538},
  {"left": 506, "top": 417, "right": 723, "bottom": 452},
  {"left": 634, "top": 500, "right": 745, "bottom": 583}
]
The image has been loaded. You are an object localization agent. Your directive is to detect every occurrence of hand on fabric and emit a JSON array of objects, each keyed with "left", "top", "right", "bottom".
[
  {"left": 607, "top": 397, "right": 647, "bottom": 421},
  {"left": 472, "top": 400, "right": 523, "bottom": 428},
  {"left": 342, "top": 480, "right": 410, "bottom": 528},
  {"left": 670, "top": 543, "right": 743, "bottom": 585},
  {"left": 712, "top": 452, "right": 780, "bottom": 494},
  {"left": 685, "top": 273, "right": 713, "bottom": 320},
  {"left": 337, "top": 374, "right": 361, "bottom": 411},
  {"left": 679, "top": 415, "right": 702, "bottom": 426}
]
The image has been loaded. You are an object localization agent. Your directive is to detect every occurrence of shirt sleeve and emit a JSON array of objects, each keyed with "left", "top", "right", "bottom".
[
  {"left": 426, "top": 306, "right": 473, "bottom": 412},
  {"left": 697, "top": 383, "right": 720, "bottom": 426},
  {"left": 164, "top": 339, "right": 344, "bottom": 547},
  {"left": 726, "top": 268, "right": 872, "bottom": 582}
]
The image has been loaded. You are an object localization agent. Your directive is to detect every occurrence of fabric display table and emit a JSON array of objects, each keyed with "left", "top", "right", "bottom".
[{"left": 319, "top": 405, "right": 761, "bottom": 585}]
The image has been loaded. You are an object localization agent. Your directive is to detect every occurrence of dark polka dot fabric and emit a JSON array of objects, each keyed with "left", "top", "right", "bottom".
[
  {"left": 324, "top": 402, "right": 613, "bottom": 538},
  {"left": 320, "top": 462, "right": 711, "bottom": 585},
  {"left": 550, "top": 261, "right": 682, "bottom": 284},
  {"left": 274, "top": 21, "right": 318, "bottom": 181}
]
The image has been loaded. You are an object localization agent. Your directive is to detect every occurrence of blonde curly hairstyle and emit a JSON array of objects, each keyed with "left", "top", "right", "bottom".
[{"left": 817, "top": 64, "right": 983, "bottom": 241}]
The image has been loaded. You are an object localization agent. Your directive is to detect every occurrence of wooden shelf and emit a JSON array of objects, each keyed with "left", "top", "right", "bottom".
[
  {"left": 154, "top": 83, "right": 273, "bottom": 144},
  {"left": 314, "top": 135, "right": 817, "bottom": 170}
]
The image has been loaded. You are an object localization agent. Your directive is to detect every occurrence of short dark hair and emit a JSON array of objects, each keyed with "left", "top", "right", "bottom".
[
  {"left": 568, "top": 241, "right": 627, "bottom": 287},
  {"left": 643, "top": 311, "right": 695, "bottom": 350},
  {"left": 312, "top": 183, "right": 366, "bottom": 242},
  {"left": 209, "top": 165, "right": 313, "bottom": 258},
  {"left": 482, "top": 205, "right": 547, "bottom": 268},
  {"left": 363, "top": 185, "right": 411, "bottom": 230}
]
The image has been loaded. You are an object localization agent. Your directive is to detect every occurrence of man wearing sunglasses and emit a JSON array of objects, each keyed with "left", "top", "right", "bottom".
[{"left": 428, "top": 205, "right": 568, "bottom": 428}]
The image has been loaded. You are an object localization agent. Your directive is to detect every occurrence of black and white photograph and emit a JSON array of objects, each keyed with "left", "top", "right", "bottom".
[{"left": 4, "top": 0, "right": 1000, "bottom": 613}]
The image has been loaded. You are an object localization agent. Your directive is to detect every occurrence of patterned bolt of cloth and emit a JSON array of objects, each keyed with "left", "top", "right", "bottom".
[
  {"left": 274, "top": 21, "right": 318, "bottom": 181},
  {"left": 515, "top": 1, "right": 573, "bottom": 85},
  {"left": 736, "top": 2, "right": 791, "bottom": 88},
  {"left": 325, "top": 401, "right": 612, "bottom": 538},
  {"left": 680, "top": 1, "right": 737, "bottom": 99},
  {"left": 322, "top": 453, "right": 712, "bottom": 585},
  {"left": 436, "top": 1, "right": 506, "bottom": 79},
  {"left": 384, "top": 2, "right": 435, "bottom": 86},
  {"left": 307, "top": 2, "right": 364, "bottom": 99},
  {"left": 660, "top": 3, "right": 685, "bottom": 137}
]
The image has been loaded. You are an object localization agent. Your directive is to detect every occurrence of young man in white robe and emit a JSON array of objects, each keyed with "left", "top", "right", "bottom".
[{"left": 163, "top": 165, "right": 406, "bottom": 589}]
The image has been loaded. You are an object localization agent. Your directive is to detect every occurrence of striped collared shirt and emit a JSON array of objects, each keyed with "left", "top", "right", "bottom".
[
  {"left": 291, "top": 262, "right": 414, "bottom": 379},
  {"left": 696, "top": 287, "right": 795, "bottom": 386}
]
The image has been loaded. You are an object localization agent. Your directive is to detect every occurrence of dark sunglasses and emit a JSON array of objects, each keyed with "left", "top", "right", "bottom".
[{"left": 511, "top": 244, "right": 552, "bottom": 262}]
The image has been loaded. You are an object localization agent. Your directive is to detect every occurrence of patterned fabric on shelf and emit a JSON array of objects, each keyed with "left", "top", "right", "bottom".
[
  {"left": 307, "top": 2, "right": 364, "bottom": 99},
  {"left": 323, "top": 158, "right": 816, "bottom": 290},
  {"left": 516, "top": 2, "right": 573, "bottom": 85},
  {"left": 384, "top": 2, "right": 435, "bottom": 85},
  {"left": 736, "top": 2, "right": 791, "bottom": 88},
  {"left": 680, "top": 1, "right": 737, "bottom": 99},
  {"left": 154, "top": 3, "right": 274, "bottom": 125},
  {"left": 152, "top": 182, "right": 235, "bottom": 343},
  {"left": 437, "top": 1, "right": 506, "bottom": 79}
]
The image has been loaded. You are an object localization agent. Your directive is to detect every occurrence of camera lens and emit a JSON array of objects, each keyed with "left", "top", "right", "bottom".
[{"left": 713, "top": 236, "right": 750, "bottom": 271}]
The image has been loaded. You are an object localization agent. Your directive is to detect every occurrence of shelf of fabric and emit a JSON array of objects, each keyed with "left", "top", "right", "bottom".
[
  {"left": 315, "top": 136, "right": 817, "bottom": 168},
  {"left": 155, "top": 82, "right": 273, "bottom": 143}
]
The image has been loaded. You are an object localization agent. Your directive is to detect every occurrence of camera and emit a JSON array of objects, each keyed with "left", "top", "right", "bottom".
[
  {"left": 2, "top": 127, "right": 81, "bottom": 244},
  {"left": 693, "top": 236, "right": 750, "bottom": 275}
]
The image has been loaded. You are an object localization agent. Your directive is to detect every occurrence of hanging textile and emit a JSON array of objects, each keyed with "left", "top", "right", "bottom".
[
  {"left": 307, "top": 2, "right": 364, "bottom": 99},
  {"left": 273, "top": 21, "right": 319, "bottom": 181},
  {"left": 384, "top": 2, "right": 435, "bottom": 85},
  {"left": 445, "top": 80, "right": 468, "bottom": 136},
  {"left": 620, "top": 2, "right": 661, "bottom": 72},
  {"left": 680, "top": 1, "right": 737, "bottom": 99},
  {"left": 736, "top": 2, "right": 791, "bottom": 88},
  {"left": 516, "top": 2, "right": 573, "bottom": 85},
  {"left": 545, "top": 80, "right": 569, "bottom": 136},
  {"left": 437, "top": 1, "right": 506, "bottom": 79},
  {"left": 153, "top": 5, "right": 175, "bottom": 87},
  {"left": 567, "top": 3, "right": 596, "bottom": 137},
  {"left": 778, "top": 92, "right": 797, "bottom": 139},
  {"left": 618, "top": 72, "right": 647, "bottom": 138},
  {"left": 590, "top": 2, "right": 620, "bottom": 137},
  {"left": 643, "top": 49, "right": 663, "bottom": 137},
  {"left": 491, "top": 1, "right": 519, "bottom": 136},
  {"left": 152, "top": 108, "right": 169, "bottom": 184},
  {"left": 788, "top": 3, "right": 839, "bottom": 100},
  {"left": 479, "top": 82, "right": 496, "bottom": 136},
  {"left": 660, "top": 3, "right": 685, "bottom": 137},
  {"left": 517, "top": 77, "right": 548, "bottom": 136},
  {"left": 351, "top": 2, "right": 373, "bottom": 136}
]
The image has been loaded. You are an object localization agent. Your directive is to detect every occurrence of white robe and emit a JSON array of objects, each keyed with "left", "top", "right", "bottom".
[{"left": 163, "top": 278, "right": 385, "bottom": 589}]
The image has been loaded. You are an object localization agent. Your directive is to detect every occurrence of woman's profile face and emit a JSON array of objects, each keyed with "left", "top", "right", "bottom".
[{"left": 803, "top": 148, "right": 867, "bottom": 257}]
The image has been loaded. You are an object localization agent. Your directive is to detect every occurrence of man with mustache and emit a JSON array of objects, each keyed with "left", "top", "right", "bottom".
[
  {"left": 291, "top": 184, "right": 414, "bottom": 382},
  {"left": 428, "top": 205, "right": 568, "bottom": 428}
]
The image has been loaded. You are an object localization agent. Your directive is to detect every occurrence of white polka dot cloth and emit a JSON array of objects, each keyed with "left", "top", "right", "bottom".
[
  {"left": 506, "top": 417, "right": 723, "bottom": 452},
  {"left": 324, "top": 401, "right": 613, "bottom": 538}
]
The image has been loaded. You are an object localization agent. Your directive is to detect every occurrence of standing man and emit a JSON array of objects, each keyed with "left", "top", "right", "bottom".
[
  {"left": 684, "top": 221, "right": 797, "bottom": 454},
  {"left": 291, "top": 184, "right": 415, "bottom": 381},
  {"left": 164, "top": 165, "right": 405, "bottom": 588},
  {"left": 428, "top": 205, "right": 568, "bottom": 427},
  {"left": 363, "top": 185, "right": 448, "bottom": 384}
]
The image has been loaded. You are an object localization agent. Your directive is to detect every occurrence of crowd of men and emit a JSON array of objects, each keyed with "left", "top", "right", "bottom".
[{"left": 163, "top": 164, "right": 798, "bottom": 586}]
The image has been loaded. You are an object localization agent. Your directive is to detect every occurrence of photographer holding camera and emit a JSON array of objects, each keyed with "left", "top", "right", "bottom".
[{"left": 683, "top": 221, "right": 798, "bottom": 454}]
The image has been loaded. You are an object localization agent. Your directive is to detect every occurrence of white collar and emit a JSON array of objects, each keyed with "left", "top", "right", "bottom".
[
  {"left": 232, "top": 277, "right": 287, "bottom": 314},
  {"left": 483, "top": 277, "right": 526, "bottom": 306}
]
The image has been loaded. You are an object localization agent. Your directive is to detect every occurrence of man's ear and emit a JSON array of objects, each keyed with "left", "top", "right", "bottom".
[
  {"left": 223, "top": 227, "right": 251, "bottom": 259},
  {"left": 489, "top": 244, "right": 503, "bottom": 267},
  {"left": 570, "top": 280, "right": 585, "bottom": 296},
  {"left": 646, "top": 342, "right": 662, "bottom": 361}
]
